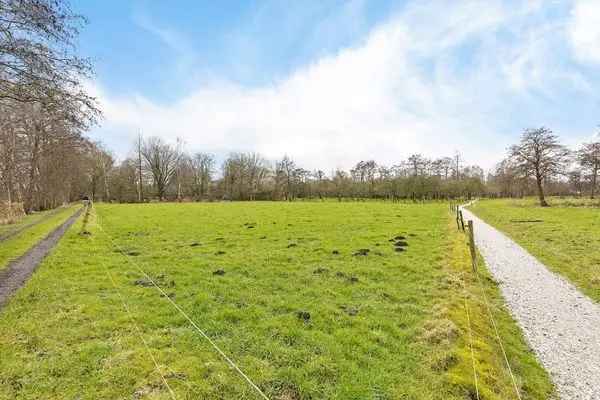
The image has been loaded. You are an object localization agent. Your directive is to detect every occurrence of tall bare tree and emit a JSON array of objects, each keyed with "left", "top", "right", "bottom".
[
  {"left": 508, "top": 127, "right": 571, "bottom": 206},
  {"left": 141, "top": 137, "right": 179, "bottom": 201},
  {"left": 576, "top": 140, "right": 600, "bottom": 199}
]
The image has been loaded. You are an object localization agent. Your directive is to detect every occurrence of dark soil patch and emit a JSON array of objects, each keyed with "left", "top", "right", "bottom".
[
  {"left": 332, "top": 249, "right": 340, "bottom": 255},
  {"left": 260, "top": 236, "right": 267, "bottom": 239},
  {"left": 510, "top": 219, "right": 544, "bottom": 223},
  {"left": 296, "top": 311, "right": 310, "bottom": 322},
  {"left": 190, "top": 242, "right": 201, "bottom": 247},
  {"left": 394, "top": 240, "right": 409, "bottom": 247},
  {"left": 213, "top": 269, "right": 225, "bottom": 276},
  {"left": 287, "top": 243, "right": 297, "bottom": 248},
  {"left": 133, "top": 278, "right": 153, "bottom": 287},
  {"left": 340, "top": 305, "right": 359, "bottom": 316},
  {"left": 214, "top": 251, "right": 226, "bottom": 255},
  {"left": 127, "top": 251, "right": 141, "bottom": 256},
  {"left": 395, "top": 247, "right": 406, "bottom": 252},
  {"left": 348, "top": 276, "right": 359, "bottom": 283},
  {"left": 353, "top": 248, "right": 370, "bottom": 256},
  {"left": 79, "top": 230, "right": 92, "bottom": 236},
  {"left": 262, "top": 381, "right": 301, "bottom": 400},
  {"left": 313, "top": 267, "right": 329, "bottom": 274}
]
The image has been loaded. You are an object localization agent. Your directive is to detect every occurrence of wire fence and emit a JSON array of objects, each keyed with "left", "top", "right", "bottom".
[
  {"left": 452, "top": 201, "right": 522, "bottom": 400},
  {"left": 93, "top": 209, "right": 271, "bottom": 400}
]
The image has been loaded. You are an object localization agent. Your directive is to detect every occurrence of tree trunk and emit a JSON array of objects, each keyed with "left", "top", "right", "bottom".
[
  {"left": 535, "top": 173, "right": 548, "bottom": 207},
  {"left": 24, "top": 134, "right": 40, "bottom": 213},
  {"left": 591, "top": 168, "right": 597, "bottom": 199}
]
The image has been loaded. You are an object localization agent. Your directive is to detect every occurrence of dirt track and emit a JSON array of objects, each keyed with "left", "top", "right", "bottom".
[
  {"left": 0, "top": 207, "right": 83, "bottom": 310},
  {"left": 0, "top": 206, "right": 66, "bottom": 242}
]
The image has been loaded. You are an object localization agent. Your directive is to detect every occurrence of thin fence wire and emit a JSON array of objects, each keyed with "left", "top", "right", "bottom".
[
  {"left": 457, "top": 203, "right": 523, "bottom": 400},
  {"left": 91, "top": 231, "right": 177, "bottom": 399},
  {"left": 94, "top": 211, "right": 271, "bottom": 400},
  {"left": 473, "top": 270, "right": 522, "bottom": 400}
]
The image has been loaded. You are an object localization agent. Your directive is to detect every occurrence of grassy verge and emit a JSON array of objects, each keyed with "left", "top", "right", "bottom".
[
  {"left": 0, "top": 202, "right": 553, "bottom": 399},
  {"left": 0, "top": 205, "right": 81, "bottom": 270},
  {"left": 440, "top": 217, "right": 554, "bottom": 399},
  {"left": 470, "top": 197, "right": 600, "bottom": 302},
  {"left": 0, "top": 207, "right": 62, "bottom": 236}
]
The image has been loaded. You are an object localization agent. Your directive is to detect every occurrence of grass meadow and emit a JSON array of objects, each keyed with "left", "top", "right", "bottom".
[
  {"left": 470, "top": 197, "right": 600, "bottom": 302},
  {"left": 0, "top": 202, "right": 554, "bottom": 399}
]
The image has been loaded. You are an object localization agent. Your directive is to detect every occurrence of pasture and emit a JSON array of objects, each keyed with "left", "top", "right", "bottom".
[
  {"left": 470, "top": 198, "right": 600, "bottom": 302},
  {"left": 0, "top": 202, "right": 553, "bottom": 399}
]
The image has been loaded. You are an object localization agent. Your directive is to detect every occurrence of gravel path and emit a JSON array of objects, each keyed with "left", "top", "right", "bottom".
[
  {"left": 462, "top": 206, "right": 600, "bottom": 400},
  {"left": 0, "top": 207, "right": 83, "bottom": 310}
]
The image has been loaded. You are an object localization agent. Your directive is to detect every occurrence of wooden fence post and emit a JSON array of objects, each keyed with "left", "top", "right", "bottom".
[
  {"left": 468, "top": 220, "right": 477, "bottom": 272},
  {"left": 459, "top": 210, "right": 465, "bottom": 231},
  {"left": 456, "top": 208, "right": 461, "bottom": 230}
]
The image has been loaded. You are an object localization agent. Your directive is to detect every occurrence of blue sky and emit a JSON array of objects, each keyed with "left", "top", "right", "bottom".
[{"left": 74, "top": 0, "right": 600, "bottom": 171}]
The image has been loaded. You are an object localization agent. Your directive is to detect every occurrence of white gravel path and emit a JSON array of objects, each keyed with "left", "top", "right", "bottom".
[{"left": 461, "top": 206, "right": 600, "bottom": 400}]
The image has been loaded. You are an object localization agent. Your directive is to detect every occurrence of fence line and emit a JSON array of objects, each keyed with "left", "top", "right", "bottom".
[
  {"left": 94, "top": 211, "right": 271, "bottom": 400},
  {"left": 451, "top": 202, "right": 522, "bottom": 399}
]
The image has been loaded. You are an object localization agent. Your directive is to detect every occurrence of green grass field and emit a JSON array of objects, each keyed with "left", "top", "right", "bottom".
[
  {"left": 0, "top": 205, "right": 81, "bottom": 270},
  {"left": 0, "top": 202, "right": 554, "bottom": 399},
  {"left": 470, "top": 197, "right": 600, "bottom": 302}
]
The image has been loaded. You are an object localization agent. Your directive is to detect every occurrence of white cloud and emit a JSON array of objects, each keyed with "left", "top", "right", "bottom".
[
  {"left": 569, "top": 0, "right": 600, "bottom": 64},
  {"left": 90, "top": 1, "right": 595, "bottom": 173}
]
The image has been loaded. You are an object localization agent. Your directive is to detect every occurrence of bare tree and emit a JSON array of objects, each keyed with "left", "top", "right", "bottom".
[
  {"left": 576, "top": 140, "right": 600, "bottom": 199},
  {"left": 190, "top": 152, "right": 215, "bottom": 200},
  {"left": 277, "top": 155, "right": 296, "bottom": 201},
  {"left": 141, "top": 137, "right": 179, "bottom": 201},
  {"left": 508, "top": 127, "right": 571, "bottom": 206},
  {"left": 0, "top": 0, "right": 98, "bottom": 118}
]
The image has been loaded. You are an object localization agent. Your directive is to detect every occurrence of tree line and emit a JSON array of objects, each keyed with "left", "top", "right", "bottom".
[
  {"left": 487, "top": 127, "right": 600, "bottom": 206},
  {"left": 82, "top": 128, "right": 600, "bottom": 207},
  {"left": 83, "top": 135, "right": 486, "bottom": 203},
  {"left": 2, "top": 2, "right": 600, "bottom": 212},
  {"left": 0, "top": 0, "right": 100, "bottom": 213}
]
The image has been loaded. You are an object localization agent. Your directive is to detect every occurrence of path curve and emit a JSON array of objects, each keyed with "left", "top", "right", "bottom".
[
  {"left": 461, "top": 206, "right": 600, "bottom": 400},
  {"left": 0, "top": 207, "right": 84, "bottom": 310}
]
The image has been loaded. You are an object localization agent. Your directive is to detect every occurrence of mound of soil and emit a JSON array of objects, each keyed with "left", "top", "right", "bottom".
[
  {"left": 287, "top": 243, "right": 297, "bottom": 248},
  {"left": 296, "top": 311, "right": 310, "bottom": 322},
  {"left": 190, "top": 242, "right": 201, "bottom": 247},
  {"left": 212, "top": 269, "right": 225, "bottom": 276},
  {"left": 133, "top": 278, "right": 153, "bottom": 287},
  {"left": 394, "top": 240, "right": 408, "bottom": 247},
  {"left": 340, "top": 305, "right": 359, "bottom": 316},
  {"left": 332, "top": 249, "right": 340, "bottom": 255},
  {"left": 353, "top": 248, "right": 370, "bottom": 256}
]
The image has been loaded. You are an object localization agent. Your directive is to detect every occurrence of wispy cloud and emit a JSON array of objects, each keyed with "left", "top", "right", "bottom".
[{"left": 90, "top": 0, "right": 600, "bottom": 172}]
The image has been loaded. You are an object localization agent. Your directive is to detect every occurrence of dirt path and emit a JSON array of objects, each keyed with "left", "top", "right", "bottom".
[
  {"left": 462, "top": 206, "right": 600, "bottom": 400},
  {"left": 0, "top": 206, "right": 67, "bottom": 242},
  {"left": 0, "top": 207, "right": 84, "bottom": 310}
]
